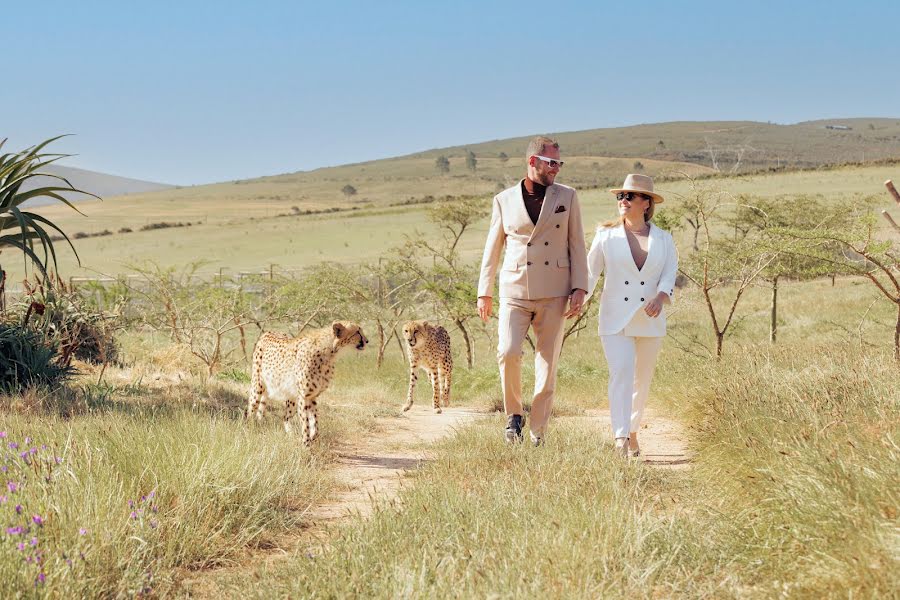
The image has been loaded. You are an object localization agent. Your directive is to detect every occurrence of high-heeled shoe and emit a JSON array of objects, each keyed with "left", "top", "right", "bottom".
[
  {"left": 614, "top": 437, "right": 629, "bottom": 457},
  {"left": 628, "top": 443, "right": 641, "bottom": 459}
]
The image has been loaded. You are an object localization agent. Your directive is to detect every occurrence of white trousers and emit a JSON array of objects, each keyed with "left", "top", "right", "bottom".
[{"left": 600, "top": 334, "right": 662, "bottom": 439}]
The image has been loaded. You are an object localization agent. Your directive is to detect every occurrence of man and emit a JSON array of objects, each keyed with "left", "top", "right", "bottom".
[{"left": 477, "top": 136, "right": 588, "bottom": 446}]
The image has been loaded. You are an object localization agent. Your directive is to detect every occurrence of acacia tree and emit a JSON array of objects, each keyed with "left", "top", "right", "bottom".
[
  {"left": 393, "top": 197, "right": 488, "bottom": 368},
  {"left": 305, "top": 260, "right": 419, "bottom": 367},
  {"left": 774, "top": 198, "right": 899, "bottom": 361},
  {"left": 435, "top": 155, "right": 450, "bottom": 175},
  {"left": 727, "top": 196, "right": 851, "bottom": 343},
  {"left": 675, "top": 178, "right": 781, "bottom": 358}
]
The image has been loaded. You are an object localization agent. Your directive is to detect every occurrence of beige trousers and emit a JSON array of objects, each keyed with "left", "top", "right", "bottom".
[{"left": 497, "top": 296, "right": 568, "bottom": 436}]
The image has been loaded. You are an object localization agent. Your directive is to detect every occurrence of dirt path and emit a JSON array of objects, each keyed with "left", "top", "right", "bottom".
[
  {"left": 309, "top": 405, "right": 486, "bottom": 521},
  {"left": 567, "top": 407, "right": 692, "bottom": 469},
  {"left": 180, "top": 404, "right": 689, "bottom": 596},
  {"left": 180, "top": 405, "right": 485, "bottom": 596}
]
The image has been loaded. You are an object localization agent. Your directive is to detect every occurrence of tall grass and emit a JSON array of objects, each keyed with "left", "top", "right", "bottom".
[
  {"left": 210, "top": 343, "right": 897, "bottom": 599},
  {"left": 0, "top": 406, "right": 335, "bottom": 597}
]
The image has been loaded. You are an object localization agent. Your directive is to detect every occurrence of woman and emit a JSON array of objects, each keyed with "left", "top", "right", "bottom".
[{"left": 586, "top": 174, "right": 678, "bottom": 457}]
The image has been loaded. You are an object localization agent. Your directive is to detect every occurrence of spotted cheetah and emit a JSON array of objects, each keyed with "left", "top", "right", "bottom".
[
  {"left": 402, "top": 320, "right": 452, "bottom": 414},
  {"left": 246, "top": 321, "right": 367, "bottom": 445}
]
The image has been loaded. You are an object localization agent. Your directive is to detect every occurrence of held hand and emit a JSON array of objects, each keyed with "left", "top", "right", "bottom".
[
  {"left": 643, "top": 292, "right": 668, "bottom": 318},
  {"left": 564, "top": 289, "right": 586, "bottom": 319},
  {"left": 477, "top": 296, "right": 493, "bottom": 322}
]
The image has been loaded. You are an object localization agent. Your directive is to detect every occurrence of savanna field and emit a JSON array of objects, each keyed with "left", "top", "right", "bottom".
[{"left": 1, "top": 149, "right": 899, "bottom": 597}]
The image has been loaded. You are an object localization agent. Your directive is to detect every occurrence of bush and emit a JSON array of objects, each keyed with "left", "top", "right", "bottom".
[
  {"left": 17, "top": 284, "right": 120, "bottom": 366},
  {"left": 0, "top": 324, "right": 72, "bottom": 393}
]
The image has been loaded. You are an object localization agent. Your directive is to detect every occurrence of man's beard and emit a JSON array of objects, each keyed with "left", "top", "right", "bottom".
[{"left": 534, "top": 171, "right": 555, "bottom": 186}]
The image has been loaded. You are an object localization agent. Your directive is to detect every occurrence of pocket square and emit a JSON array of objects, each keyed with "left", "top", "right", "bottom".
[{"left": 554, "top": 205, "right": 567, "bottom": 213}]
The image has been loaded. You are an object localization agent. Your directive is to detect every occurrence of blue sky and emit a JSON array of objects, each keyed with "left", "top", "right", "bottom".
[{"left": 4, "top": 0, "right": 899, "bottom": 185}]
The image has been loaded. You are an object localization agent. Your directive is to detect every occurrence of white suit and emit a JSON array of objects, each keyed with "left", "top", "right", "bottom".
[{"left": 586, "top": 223, "right": 678, "bottom": 438}]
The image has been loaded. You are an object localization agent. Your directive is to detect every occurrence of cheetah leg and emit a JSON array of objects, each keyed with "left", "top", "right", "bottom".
[
  {"left": 441, "top": 366, "right": 452, "bottom": 408},
  {"left": 403, "top": 361, "right": 418, "bottom": 412},
  {"left": 283, "top": 398, "right": 298, "bottom": 436},
  {"left": 299, "top": 397, "right": 313, "bottom": 446},
  {"left": 429, "top": 369, "right": 441, "bottom": 414},
  {"left": 246, "top": 370, "right": 265, "bottom": 422},
  {"left": 306, "top": 394, "right": 321, "bottom": 442}
]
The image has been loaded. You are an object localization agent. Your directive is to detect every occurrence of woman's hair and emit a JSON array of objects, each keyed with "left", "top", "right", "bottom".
[{"left": 599, "top": 196, "right": 656, "bottom": 228}]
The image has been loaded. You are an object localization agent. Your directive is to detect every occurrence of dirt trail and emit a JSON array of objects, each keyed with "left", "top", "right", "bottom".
[
  {"left": 180, "top": 405, "right": 485, "bottom": 596},
  {"left": 310, "top": 405, "right": 486, "bottom": 520},
  {"left": 181, "top": 404, "right": 689, "bottom": 596},
  {"left": 577, "top": 407, "right": 692, "bottom": 468}
]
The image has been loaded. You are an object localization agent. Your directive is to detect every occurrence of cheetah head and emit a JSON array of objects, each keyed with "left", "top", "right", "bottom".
[
  {"left": 332, "top": 321, "right": 368, "bottom": 351},
  {"left": 403, "top": 320, "right": 429, "bottom": 348}
]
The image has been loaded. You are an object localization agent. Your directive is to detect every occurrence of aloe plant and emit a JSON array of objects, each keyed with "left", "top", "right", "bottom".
[{"left": 0, "top": 135, "right": 97, "bottom": 281}]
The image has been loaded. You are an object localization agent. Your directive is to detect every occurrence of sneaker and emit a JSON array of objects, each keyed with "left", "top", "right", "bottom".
[
  {"left": 504, "top": 414, "right": 525, "bottom": 443},
  {"left": 530, "top": 431, "right": 543, "bottom": 447}
]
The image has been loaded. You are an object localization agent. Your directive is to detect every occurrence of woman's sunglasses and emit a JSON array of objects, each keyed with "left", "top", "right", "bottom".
[{"left": 616, "top": 192, "right": 653, "bottom": 202}]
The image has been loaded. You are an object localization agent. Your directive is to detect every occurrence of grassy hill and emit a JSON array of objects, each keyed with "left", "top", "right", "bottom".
[
  {"left": 16, "top": 162, "right": 898, "bottom": 284},
  {"left": 22, "top": 165, "right": 173, "bottom": 207}
]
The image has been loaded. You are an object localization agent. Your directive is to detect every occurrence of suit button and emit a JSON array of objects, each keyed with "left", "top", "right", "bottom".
[
  {"left": 544, "top": 261, "right": 549, "bottom": 265},
  {"left": 625, "top": 297, "right": 628, "bottom": 301},
  {"left": 555, "top": 224, "right": 560, "bottom": 228},
  {"left": 544, "top": 241, "right": 549, "bottom": 246},
  {"left": 641, "top": 281, "right": 645, "bottom": 285},
  {"left": 527, "top": 242, "right": 532, "bottom": 246},
  {"left": 625, "top": 281, "right": 629, "bottom": 285},
  {"left": 641, "top": 298, "right": 645, "bottom": 301},
  {"left": 527, "top": 261, "right": 532, "bottom": 266}
]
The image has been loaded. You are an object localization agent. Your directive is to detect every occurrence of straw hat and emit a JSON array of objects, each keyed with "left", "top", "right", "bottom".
[{"left": 609, "top": 173, "right": 664, "bottom": 204}]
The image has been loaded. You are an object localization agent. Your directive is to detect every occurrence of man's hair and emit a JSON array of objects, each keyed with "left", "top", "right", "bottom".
[{"left": 525, "top": 136, "right": 559, "bottom": 159}]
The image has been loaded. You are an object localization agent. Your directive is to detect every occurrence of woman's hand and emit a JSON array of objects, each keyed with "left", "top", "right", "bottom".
[{"left": 643, "top": 292, "right": 669, "bottom": 318}]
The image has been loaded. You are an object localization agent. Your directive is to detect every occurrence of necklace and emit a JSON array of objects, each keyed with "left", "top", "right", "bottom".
[{"left": 625, "top": 223, "right": 649, "bottom": 235}]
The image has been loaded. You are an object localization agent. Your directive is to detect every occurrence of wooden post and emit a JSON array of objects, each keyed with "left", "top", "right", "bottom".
[{"left": 770, "top": 276, "right": 778, "bottom": 343}]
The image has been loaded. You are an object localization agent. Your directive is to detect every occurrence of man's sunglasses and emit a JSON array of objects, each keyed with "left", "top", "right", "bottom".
[
  {"left": 616, "top": 192, "right": 653, "bottom": 202},
  {"left": 533, "top": 155, "right": 564, "bottom": 169}
]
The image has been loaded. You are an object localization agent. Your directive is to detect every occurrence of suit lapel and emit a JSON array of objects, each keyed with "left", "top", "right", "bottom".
[
  {"left": 508, "top": 179, "right": 534, "bottom": 235},
  {"left": 529, "top": 184, "right": 559, "bottom": 241}
]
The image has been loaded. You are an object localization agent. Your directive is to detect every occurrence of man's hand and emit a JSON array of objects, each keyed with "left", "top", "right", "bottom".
[
  {"left": 564, "top": 289, "right": 586, "bottom": 318},
  {"left": 477, "top": 296, "right": 493, "bottom": 322}
]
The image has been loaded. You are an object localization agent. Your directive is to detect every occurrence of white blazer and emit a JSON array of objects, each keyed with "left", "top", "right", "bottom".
[{"left": 586, "top": 223, "right": 678, "bottom": 337}]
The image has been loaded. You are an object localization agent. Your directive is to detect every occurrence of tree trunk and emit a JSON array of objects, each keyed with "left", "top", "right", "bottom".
[
  {"left": 770, "top": 275, "right": 779, "bottom": 344},
  {"left": 716, "top": 333, "right": 724, "bottom": 359},
  {"left": 454, "top": 319, "right": 474, "bottom": 368},
  {"left": 376, "top": 320, "right": 386, "bottom": 368},
  {"left": 894, "top": 303, "right": 899, "bottom": 363}
]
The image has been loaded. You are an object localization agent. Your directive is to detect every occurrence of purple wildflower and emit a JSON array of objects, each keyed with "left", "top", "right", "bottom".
[
  {"left": 79, "top": 528, "right": 88, "bottom": 535},
  {"left": 17, "top": 542, "right": 25, "bottom": 551},
  {"left": 1, "top": 466, "right": 7, "bottom": 473},
  {"left": 32, "top": 515, "right": 43, "bottom": 526},
  {"left": 41, "top": 444, "right": 47, "bottom": 450},
  {"left": 0, "top": 432, "right": 5, "bottom": 438},
  {"left": 9, "top": 442, "right": 18, "bottom": 450},
  {"left": 6, "top": 526, "right": 24, "bottom": 535},
  {"left": 54, "top": 457, "right": 62, "bottom": 464},
  {"left": 29, "top": 447, "right": 37, "bottom": 455},
  {"left": 24, "top": 437, "right": 31, "bottom": 444},
  {"left": 130, "top": 511, "right": 138, "bottom": 520},
  {"left": 7, "top": 481, "right": 18, "bottom": 492},
  {"left": 128, "top": 499, "right": 135, "bottom": 508},
  {"left": 30, "top": 537, "right": 38, "bottom": 546},
  {"left": 15, "top": 504, "right": 24, "bottom": 514},
  {"left": 36, "top": 573, "right": 45, "bottom": 584},
  {"left": 0, "top": 495, "right": 6, "bottom": 504},
  {"left": 148, "top": 490, "right": 156, "bottom": 499},
  {"left": 149, "top": 520, "right": 158, "bottom": 529}
]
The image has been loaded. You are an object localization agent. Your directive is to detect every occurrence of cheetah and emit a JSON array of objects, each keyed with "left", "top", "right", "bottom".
[
  {"left": 246, "top": 321, "right": 367, "bottom": 445},
  {"left": 402, "top": 320, "right": 452, "bottom": 414}
]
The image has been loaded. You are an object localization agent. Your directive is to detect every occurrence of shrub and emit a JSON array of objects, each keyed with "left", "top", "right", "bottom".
[{"left": 0, "top": 324, "right": 72, "bottom": 393}]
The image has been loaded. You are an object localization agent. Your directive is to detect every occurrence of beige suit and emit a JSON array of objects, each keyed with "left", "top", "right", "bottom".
[{"left": 478, "top": 180, "right": 589, "bottom": 436}]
